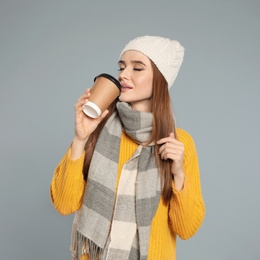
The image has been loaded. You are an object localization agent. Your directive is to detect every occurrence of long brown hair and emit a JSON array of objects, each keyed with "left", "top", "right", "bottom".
[
  {"left": 82, "top": 61, "right": 177, "bottom": 205},
  {"left": 148, "top": 61, "right": 177, "bottom": 204},
  {"left": 82, "top": 100, "right": 117, "bottom": 180}
]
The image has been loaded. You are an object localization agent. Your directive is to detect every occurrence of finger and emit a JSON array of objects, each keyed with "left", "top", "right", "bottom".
[
  {"left": 159, "top": 141, "right": 184, "bottom": 157},
  {"left": 74, "top": 99, "right": 86, "bottom": 112},
  {"left": 158, "top": 139, "right": 184, "bottom": 153},
  {"left": 79, "top": 91, "right": 91, "bottom": 104},
  {"left": 158, "top": 143, "right": 173, "bottom": 154},
  {"left": 75, "top": 91, "right": 91, "bottom": 111},
  {"left": 162, "top": 147, "right": 182, "bottom": 157},
  {"left": 159, "top": 144, "right": 175, "bottom": 156},
  {"left": 76, "top": 89, "right": 91, "bottom": 103},
  {"left": 160, "top": 149, "right": 183, "bottom": 161},
  {"left": 93, "top": 109, "right": 109, "bottom": 124},
  {"left": 157, "top": 132, "right": 175, "bottom": 145},
  {"left": 83, "top": 88, "right": 91, "bottom": 95},
  {"left": 160, "top": 149, "right": 175, "bottom": 161},
  {"left": 157, "top": 138, "right": 179, "bottom": 149},
  {"left": 157, "top": 137, "right": 170, "bottom": 145},
  {"left": 100, "top": 109, "right": 109, "bottom": 119}
]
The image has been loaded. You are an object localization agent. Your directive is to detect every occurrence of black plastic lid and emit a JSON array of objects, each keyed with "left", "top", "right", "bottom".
[{"left": 94, "top": 73, "right": 121, "bottom": 90}]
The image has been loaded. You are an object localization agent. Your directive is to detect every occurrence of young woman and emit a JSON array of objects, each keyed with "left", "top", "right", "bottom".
[{"left": 50, "top": 35, "right": 205, "bottom": 260}]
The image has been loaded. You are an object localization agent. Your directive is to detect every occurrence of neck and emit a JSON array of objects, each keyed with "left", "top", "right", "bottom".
[{"left": 129, "top": 100, "right": 152, "bottom": 112}]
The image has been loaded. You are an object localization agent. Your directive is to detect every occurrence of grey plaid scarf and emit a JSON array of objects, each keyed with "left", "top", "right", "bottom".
[{"left": 70, "top": 102, "right": 161, "bottom": 260}]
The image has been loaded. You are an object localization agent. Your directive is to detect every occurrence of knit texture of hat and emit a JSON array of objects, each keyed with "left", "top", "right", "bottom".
[{"left": 120, "top": 35, "right": 185, "bottom": 88}]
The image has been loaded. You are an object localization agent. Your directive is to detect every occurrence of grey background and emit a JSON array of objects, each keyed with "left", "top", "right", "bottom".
[{"left": 0, "top": 0, "right": 259, "bottom": 259}]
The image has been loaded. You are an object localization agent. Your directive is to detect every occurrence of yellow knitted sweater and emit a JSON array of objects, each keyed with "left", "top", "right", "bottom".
[{"left": 50, "top": 128, "right": 205, "bottom": 260}]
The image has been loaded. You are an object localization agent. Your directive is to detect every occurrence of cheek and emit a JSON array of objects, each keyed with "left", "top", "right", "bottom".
[{"left": 141, "top": 76, "right": 153, "bottom": 94}]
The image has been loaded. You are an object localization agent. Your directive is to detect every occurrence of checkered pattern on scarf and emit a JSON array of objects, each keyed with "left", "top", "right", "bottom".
[{"left": 71, "top": 102, "right": 161, "bottom": 260}]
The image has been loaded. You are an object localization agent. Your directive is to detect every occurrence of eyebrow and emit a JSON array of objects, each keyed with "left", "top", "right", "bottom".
[{"left": 118, "top": 60, "right": 147, "bottom": 66}]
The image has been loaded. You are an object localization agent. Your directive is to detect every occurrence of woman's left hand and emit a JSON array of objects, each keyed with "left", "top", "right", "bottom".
[{"left": 157, "top": 132, "right": 185, "bottom": 178}]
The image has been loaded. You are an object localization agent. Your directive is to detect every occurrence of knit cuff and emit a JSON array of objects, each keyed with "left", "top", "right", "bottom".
[
  {"left": 172, "top": 176, "right": 186, "bottom": 194},
  {"left": 67, "top": 145, "right": 86, "bottom": 163}
]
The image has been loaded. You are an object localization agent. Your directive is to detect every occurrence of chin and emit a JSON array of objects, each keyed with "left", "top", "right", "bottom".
[{"left": 119, "top": 95, "right": 128, "bottom": 102}]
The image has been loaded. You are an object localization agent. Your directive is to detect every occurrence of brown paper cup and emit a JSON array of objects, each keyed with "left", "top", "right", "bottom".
[{"left": 83, "top": 73, "right": 121, "bottom": 118}]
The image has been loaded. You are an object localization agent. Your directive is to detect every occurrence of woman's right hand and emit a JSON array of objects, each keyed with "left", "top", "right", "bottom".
[
  {"left": 74, "top": 88, "right": 109, "bottom": 142},
  {"left": 71, "top": 89, "right": 109, "bottom": 160}
]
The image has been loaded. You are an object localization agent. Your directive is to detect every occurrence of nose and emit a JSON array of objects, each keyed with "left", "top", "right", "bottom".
[{"left": 118, "top": 67, "right": 130, "bottom": 82}]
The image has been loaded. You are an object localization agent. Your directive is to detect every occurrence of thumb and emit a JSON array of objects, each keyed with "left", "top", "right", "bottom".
[
  {"left": 96, "top": 109, "right": 109, "bottom": 124},
  {"left": 100, "top": 109, "right": 109, "bottom": 119},
  {"left": 170, "top": 132, "right": 175, "bottom": 139}
]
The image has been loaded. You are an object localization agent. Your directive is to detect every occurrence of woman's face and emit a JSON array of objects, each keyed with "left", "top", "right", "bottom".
[{"left": 118, "top": 50, "right": 153, "bottom": 112}]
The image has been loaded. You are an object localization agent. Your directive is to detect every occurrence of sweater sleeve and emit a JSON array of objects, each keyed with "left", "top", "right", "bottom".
[
  {"left": 50, "top": 146, "right": 86, "bottom": 215},
  {"left": 168, "top": 129, "right": 205, "bottom": 240}
]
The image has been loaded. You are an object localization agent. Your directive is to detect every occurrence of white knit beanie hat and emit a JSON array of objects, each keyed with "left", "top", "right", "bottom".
[{"left": 120, "top": 35, "right": 185, "bottom": 88}]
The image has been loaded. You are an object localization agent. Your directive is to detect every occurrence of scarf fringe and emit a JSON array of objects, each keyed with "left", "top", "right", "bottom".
[
  {"left": 70, "top": 220, "right": 103, "bottom": 260},
  {"left": 70, "top": 217, "right": 78, "bottom": 259},
  {"left": 73, "top": 103, "right": 161, "bottom": 259}
]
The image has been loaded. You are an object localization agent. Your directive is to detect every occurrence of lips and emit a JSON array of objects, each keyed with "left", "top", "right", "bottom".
[{"left": 120, "top": 82, "right": 133, "bottom": 92}]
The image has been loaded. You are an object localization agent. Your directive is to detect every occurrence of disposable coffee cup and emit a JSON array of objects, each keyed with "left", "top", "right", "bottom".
[{"left": 83, "top": 73, "right": 121, "bottom": 118}]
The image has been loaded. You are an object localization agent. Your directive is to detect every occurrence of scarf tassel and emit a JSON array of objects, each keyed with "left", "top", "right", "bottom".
[
  {"left": 73, "top": 103, "right": 161, "bottom": 259},
  {"left": 70, "top": 221, "right": 103, "bottom": 260}
]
